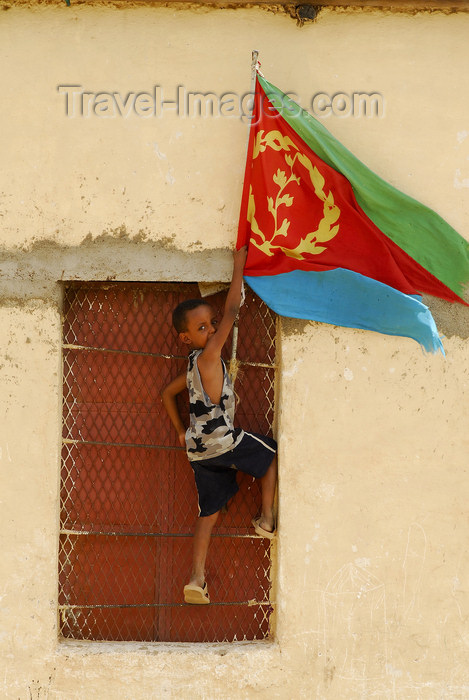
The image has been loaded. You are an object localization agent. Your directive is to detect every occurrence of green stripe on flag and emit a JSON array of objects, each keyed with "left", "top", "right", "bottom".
[{"left": 258, "top": 75, "right": 469, "bottom": 301}]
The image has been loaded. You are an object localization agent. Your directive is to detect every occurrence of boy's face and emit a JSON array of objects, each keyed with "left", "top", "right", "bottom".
[{"left": 179, "top": 304, "right": 219, "bottom": 350}]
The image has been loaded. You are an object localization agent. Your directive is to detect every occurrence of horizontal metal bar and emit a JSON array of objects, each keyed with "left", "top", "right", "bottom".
[
  {"left": 60, "top": 529, "right": 266, "bottom": 539},
  {"left": 58, "top": 601, "right": 273, "bottom": 610},
  {"left": 241, "top": 360, "right": 277, "bottom": 369},
  {"left": 62, "top": 438, "right": 184, "bottom": 451},
  {"left": 62, "top": 343, "right": 276, "bottom": 369},
  {"left": 63, "top": 343, "right": 185, "bottom": 360}
]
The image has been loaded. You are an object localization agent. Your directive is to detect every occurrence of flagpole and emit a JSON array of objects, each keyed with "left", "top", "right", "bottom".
[
  {"left": 229, "top": 50, "right": 259, "bottom": 384},
  {"left": 250, "top": 49, "right": 260, "bottom": 91}
]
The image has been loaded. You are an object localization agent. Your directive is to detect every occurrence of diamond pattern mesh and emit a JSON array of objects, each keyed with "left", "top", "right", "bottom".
[{"left": 59, "top": 282, "right": 277, "bottom": 642}]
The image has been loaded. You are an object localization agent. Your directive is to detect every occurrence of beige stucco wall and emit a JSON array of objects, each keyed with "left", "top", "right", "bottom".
[{"left": 0, "top": 4, "right": 468, "bottom": 699}]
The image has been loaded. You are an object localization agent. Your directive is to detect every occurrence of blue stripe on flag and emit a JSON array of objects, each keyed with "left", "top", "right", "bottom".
[{"left": 245, "top": 269, "right": 444, "bottom": 354}]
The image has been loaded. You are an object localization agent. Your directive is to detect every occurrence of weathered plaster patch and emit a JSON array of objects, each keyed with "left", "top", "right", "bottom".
[
  {"left": 282, "top": 358, "right": 303, "bottom": 378},
  {"left": 279, "top": 317, "right": 313, "bottom": 337},
  {"left": 2, "top": 1, "right": 467, "bottom": 17},
  {"left": 315, "top": 483, "right": 335, "bottom": 502},
  {"left": 165, "top": 168, "right": 176, "bottom": 185},
  {"left": 0, "top": 233, "right": 232, "bottom": 303},
  {"left": 422, "top": 294, "right": 469, "bottom": 340},
  {"left": 454, "top": 168, "right": 469, "bottom": 189},
  {"left": 0, "top": 1, "right": 297, "bottom": 14},
  {"left": 153, "top": 143, "right": 167, "bottom": 160},
  {"left": 354, "top": 557, "right": 371, "bottom": 568}
]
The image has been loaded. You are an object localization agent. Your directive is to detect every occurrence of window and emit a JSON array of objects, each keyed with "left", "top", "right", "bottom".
[{"left": 59, "top": 282, "right": 277, "bottom": 642}]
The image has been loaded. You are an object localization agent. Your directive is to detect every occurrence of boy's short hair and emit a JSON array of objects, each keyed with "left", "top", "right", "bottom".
[{"left": 172, "top": 299, "right": 211, "bottom": 333}]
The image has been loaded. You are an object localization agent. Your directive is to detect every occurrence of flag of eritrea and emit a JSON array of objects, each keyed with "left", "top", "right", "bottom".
[{"left": 237, "top": 73, "right": 469, "bottom": 354}]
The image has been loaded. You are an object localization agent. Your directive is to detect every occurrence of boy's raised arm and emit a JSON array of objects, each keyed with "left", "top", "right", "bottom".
[{"left": 201, "top": 246, "right": 247, "bottom": 361}]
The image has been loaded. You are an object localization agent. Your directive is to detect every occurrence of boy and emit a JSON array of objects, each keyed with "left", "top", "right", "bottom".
[{"left": 161, "top": 246, "right": 277, "bottom": 605}]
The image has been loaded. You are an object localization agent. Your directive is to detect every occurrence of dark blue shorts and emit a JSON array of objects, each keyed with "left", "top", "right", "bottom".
[{"left": 189, "top": 430, "right": 277, "bottom": 517}]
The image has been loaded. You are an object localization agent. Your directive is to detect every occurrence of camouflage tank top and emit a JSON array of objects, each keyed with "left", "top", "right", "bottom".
[{"left": 185, "top": 349, "right": 244, "bottom": 461}]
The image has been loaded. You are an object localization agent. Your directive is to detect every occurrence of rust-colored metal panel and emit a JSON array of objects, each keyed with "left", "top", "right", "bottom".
[
  {"left": 59, "top": 282, "right": 276, "bottom": 642},
  {"left": 59, "top": 605, "right": 157, "bottom": 643},
  {"left": 59, "top": 534, "right": 158, "bottom": 607},
  {"left": 158, "top": 603, "right": 271, "bottom": 644},
  {"left": 235, "top": 365, "right": 276, "bottom": 436},
  {"left": 61, "top": 443, "right": 197, "bottom": 533}
]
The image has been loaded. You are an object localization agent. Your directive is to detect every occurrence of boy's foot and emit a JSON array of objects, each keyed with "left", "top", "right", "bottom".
[
  {"left": 252, "top": 517, "right": 275, "bottom": 540},
  {"left": 183, "top": 582, "right": 210, "bottom": 605}
]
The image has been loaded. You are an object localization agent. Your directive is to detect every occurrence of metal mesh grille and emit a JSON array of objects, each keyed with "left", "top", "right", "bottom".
[{"left": 59, "top": 282, "right": 277, "bottom": 642}]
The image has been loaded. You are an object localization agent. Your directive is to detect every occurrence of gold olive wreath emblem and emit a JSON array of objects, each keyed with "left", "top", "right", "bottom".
[{"left": 248, "top": 130, "right": 340, "bottom": 259}]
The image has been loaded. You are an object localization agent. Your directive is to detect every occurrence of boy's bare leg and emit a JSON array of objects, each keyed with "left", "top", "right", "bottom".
[
  {"left": 188, "top": 510, "right": 220, "bottom": 588},
  {"left": 258, "top": 455, "right": 277, "bottom": 533}
]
